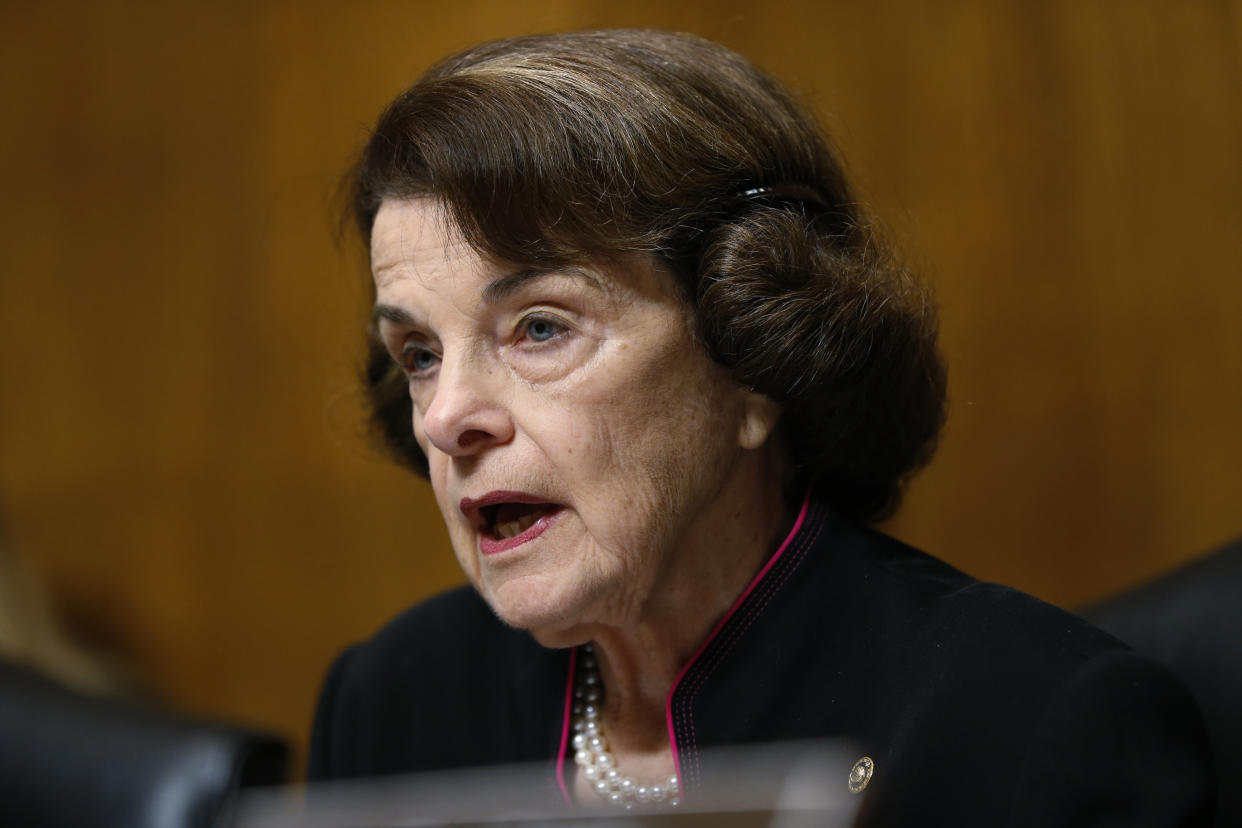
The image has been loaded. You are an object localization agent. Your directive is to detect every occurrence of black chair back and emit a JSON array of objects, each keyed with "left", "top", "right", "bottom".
[
  {"left": 1084, "top": 538, "right": 1242, "bottom": 828},
  {"left": 0, "top": 659, "right": 287, "bottom": 828}
]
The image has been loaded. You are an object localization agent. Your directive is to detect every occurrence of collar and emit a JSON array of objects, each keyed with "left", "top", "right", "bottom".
[{"left": 554, "top": 490, "right": 822, "bottom": 805}]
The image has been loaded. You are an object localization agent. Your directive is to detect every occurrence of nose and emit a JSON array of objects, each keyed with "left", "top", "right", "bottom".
[{"left": 419, "top": 353, "right": 515, "bottom": 457}]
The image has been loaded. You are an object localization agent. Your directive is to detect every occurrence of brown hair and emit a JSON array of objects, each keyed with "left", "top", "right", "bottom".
[{"left": 353, "top": 29, "right": 946, "bottom": 522}]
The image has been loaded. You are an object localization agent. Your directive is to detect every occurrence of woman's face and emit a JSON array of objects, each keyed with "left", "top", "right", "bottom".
[{"left": 370, "top": 199, "right": 778, "bottom": 644}]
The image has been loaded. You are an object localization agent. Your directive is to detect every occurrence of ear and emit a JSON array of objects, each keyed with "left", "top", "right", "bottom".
[{"left": 737, "top": 391, "right": 782, "bottom": 450}]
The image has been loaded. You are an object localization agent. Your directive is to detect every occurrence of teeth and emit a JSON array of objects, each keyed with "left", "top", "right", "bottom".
[{"left": 494, "top": 512, "right": 541, "bottom": 540}]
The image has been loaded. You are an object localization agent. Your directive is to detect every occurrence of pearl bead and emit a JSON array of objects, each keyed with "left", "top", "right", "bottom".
[{"left": 570, "top": 644, "right": 676, "bottom": 811}]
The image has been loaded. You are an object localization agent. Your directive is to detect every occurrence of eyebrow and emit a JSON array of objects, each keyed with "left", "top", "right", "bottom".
[
  {"left": 371, "top": 267, "right": 602, "bottom": 328},
  {"left": 372, "top": 303, "right": 417, "bottom": 328},
  {"left": 480, "top": 267, "right": 602, "bottom": 304}
]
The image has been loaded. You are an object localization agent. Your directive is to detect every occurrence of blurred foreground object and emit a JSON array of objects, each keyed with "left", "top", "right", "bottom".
[
  {"left": 237, "top": 740, "right": 857, "bottom": 827},
  {"left": 0, "top": 658, "right": 288, "bottom": 828},
  {"left": 1084, "top": 537, "right": 1242, "bottom": 828},
  {"left": 0, "top": 519, "right": 135, "bottom": 696}
]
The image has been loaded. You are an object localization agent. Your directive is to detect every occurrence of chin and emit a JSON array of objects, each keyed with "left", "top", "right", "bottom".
[{"left": 481, "top": 576, "right": 598, "bottom": 647}]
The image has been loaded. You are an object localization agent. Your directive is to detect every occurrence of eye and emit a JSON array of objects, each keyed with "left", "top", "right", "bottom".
[
  {"left": 401, "top": 344, "right": 440, "bottom": 376},
  {"left": 519, "top": 313, "right": 568, "bottom": 344}
]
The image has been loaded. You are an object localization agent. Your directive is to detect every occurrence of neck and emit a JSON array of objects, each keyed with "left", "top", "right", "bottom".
[{"left": 581, "top": 448, "right": 792, "bottom": 752}]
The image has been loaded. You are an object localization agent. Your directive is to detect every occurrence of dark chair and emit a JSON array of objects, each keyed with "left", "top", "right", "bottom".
[
  {"left": 1083, "top": 537, "right": 1242, "bottom": 828},
  {"left": 0, "top": 658, "right": 288, "bottom": 828}
]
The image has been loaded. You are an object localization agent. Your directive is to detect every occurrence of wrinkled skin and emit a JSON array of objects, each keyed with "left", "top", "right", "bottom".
[{"left": 370, "top": 198, "right": 785, "bottom": 649}]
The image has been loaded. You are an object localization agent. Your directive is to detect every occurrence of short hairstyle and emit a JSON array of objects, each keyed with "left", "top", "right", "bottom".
[{"left": 353, "top": 29, "right": 946, "bottom": 522}]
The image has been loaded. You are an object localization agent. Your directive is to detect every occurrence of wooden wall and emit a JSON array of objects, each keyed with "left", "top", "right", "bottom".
[{"left": 2, "top": 1, "right": 1239, "bottom": 768}]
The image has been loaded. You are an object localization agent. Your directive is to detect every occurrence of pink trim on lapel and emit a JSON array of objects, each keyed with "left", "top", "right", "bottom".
[
  {"left": 663, "top": 489, "right": 812, "bottom": 797},
  {"left": 555, "top": 646, "right": 578, "bottom": 807}
]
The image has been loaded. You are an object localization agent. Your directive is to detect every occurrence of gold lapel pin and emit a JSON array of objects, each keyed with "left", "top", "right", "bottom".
[{"left": 848, "top": 756, "right": 874, "bottom": 794}]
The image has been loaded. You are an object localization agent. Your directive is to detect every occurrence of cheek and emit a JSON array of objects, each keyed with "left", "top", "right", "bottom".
[
  {"left": 411, "top": 404, "right": 430, "bottom": 455},
  {"left": 587, "top": 347, "right": 736, "bottom": 457},
  {"left": 544, "top": 352, "right": 739, "bottom": 522},
  {"left": 424, "top": 456, "right": 463, "bottom": 540}
]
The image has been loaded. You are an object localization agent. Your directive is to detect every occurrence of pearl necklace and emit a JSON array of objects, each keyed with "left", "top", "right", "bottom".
[{"left": 571, "top": 644, "right": 681, "bottom": 810}]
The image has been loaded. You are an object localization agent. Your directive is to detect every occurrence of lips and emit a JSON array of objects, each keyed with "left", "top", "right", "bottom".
[{"left": 460, "top": 491, "right": 565, "bottom": 555}]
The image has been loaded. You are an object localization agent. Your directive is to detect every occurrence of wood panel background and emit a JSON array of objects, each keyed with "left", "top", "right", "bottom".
[{"left": 2, "top": 1, "right": 1239, "bottom": 769}]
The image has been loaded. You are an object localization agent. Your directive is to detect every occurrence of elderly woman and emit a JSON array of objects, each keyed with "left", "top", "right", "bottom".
[{"left": 310, "top": 30, "right": 1213, "bottom": 825}]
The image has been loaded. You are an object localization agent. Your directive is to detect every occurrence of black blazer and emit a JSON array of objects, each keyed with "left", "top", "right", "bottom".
[{"left": 310, "top": 497, "right": 1214, "bottom": 826}]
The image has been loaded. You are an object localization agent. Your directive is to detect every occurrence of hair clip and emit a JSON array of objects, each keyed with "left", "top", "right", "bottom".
[{"left": 738, "top": 183, "right": 827, "bottom": 210}]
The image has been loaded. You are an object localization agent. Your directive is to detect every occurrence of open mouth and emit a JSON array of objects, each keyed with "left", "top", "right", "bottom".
[
  {"left": 460, "top": 492, "right": 566, "bottom": 554},
  {"left": 480, "top": 502, "right": 562, "bottom": 541}
]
